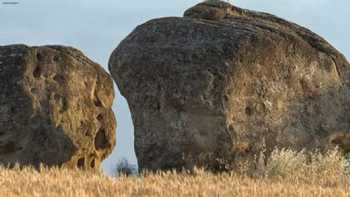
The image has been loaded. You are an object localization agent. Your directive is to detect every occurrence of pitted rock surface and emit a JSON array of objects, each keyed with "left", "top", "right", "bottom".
[
  {"left": 109, "top": 1, "right": 350, "bottom": 171},
  {"left": 0, "top": 45, "right": 116, "bottom": 170}
]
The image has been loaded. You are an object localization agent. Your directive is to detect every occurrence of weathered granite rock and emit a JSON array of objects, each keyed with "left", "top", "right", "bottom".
[
  {"left": 0, "top": 45, "right": 116, "bottom": 170},
  {"left": 109, "top": 1, "right": 350, "bottom": 171}
]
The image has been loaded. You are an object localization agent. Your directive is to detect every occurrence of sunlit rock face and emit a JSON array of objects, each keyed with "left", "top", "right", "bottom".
[
  {"left": 0, "top": 45, "right": 116, "bottom": 170},
  {"left": 109, "top": 1, "right": 350, "bottom": 171}
]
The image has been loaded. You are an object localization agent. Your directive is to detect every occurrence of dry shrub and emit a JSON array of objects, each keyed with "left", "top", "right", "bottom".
[
  {"left": 247, "top": 148, "right": 350, "bottom": 185},
  {"left": 176, "top": 147, "right": 350, "bottom": 185}
]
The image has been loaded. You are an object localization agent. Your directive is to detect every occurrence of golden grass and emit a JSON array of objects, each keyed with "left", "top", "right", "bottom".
[{"left": 0, "top": 149, "right": 349, "bottom": 197}]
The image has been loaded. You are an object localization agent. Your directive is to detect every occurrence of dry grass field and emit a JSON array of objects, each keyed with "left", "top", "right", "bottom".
[{"left": 0, "top": 149, "right": 349, "bottom": 197}]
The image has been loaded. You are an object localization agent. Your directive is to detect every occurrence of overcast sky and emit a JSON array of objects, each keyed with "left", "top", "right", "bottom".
[{"left": 1, "top": 0, "right": 349, "bottom": 175}]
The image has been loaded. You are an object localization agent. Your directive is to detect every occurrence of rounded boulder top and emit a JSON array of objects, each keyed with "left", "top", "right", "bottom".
[{"left": 184, "top": 0, "right": 237, "bottom": 20}]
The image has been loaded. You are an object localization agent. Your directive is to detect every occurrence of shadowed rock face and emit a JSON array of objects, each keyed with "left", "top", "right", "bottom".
[
  {"left": 109, "top": 1, "right": 350, "bottom": 171},
  {"left": 0, "top": 45, "right": 116, "bottom": 170}
]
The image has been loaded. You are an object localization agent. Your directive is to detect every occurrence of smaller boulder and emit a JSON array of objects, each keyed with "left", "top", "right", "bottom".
[{"left": 0, "top": 45, "right": 116, "bottom": 170}]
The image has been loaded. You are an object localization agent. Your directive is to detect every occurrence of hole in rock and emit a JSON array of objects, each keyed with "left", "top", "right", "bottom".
[
  {"left": 224, "top": 95, "right": 229, "bottom": 102},
  {"left": 30, "top": 88, "right": 38, "bottom": 94},
  {"left": 95, "top": 128, "right": 108, "bottom": 150},
  {"left": 96, "top": 114, "right": 104, "bottom": 121},
  {"left": 53, "top": 74, "right": 65, "bottom": 84},
  {"left": 77, "top": 157, "right": 85, "bottom": 168},
  {"left": 94, "top": 97, "right": 103, "bottom": 107},
  {"left": 90, "top": 159, "right": 95, "bottom": 168},
  {"left": 33, "top": 66, "right": 42, "bottom": 78},
  {"left": 36, "top": 53, "right": 43, "bottom": 61},
  {"left": 54, "top": 94, "right": 61, "bottom": 101},
  {"left": 60, "top": 97, "right": 69, "bottom": 112},
  {"left": 53, "top": 55, "right": 60, "bottom": 62},
  {"left": 245, "top": 106, "right": 253, "bottom": 116}
]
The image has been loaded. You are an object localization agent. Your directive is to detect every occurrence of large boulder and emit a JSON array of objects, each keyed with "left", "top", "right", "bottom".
[
  {"left": 109, "top": 1, "right": 350, "bottom": 171},
  {"left": 0, "top": 45, "right": 116, "bottom": 170}
]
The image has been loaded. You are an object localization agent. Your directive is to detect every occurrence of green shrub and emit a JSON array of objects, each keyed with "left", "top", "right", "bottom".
[{"left": 114, "top": 158, "right": 137, "bottom": 176}]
